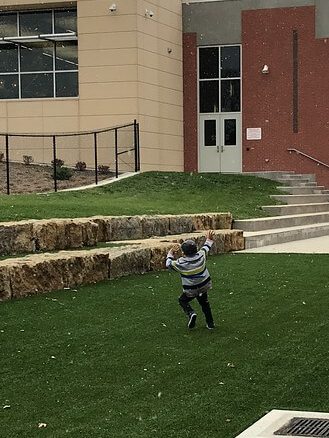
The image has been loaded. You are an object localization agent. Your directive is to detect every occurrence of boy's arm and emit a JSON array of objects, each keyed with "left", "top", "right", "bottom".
[
  {"left": 166, "top": 244, "right": 181, "bottom": 270},
  {"left": 200, "top": 230, "right": 215, "bottom": 257}
]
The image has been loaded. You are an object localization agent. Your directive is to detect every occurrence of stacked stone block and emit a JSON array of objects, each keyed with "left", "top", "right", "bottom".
[{"left": 0, "top": 229, "right": 244, "bottom": 302}]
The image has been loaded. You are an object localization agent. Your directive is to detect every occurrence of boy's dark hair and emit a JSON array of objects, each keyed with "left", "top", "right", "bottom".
[{"left": 181, "top": 240, "right": 198, "bottom": 256}]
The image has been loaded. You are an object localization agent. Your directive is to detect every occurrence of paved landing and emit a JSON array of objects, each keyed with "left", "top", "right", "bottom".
[{"left": 239, "top": 235, "right": 329, "bottom": 253}]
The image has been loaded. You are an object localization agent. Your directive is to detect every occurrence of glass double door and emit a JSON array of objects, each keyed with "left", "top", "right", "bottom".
[{"left": 199, "top": 114, "right": 241, "bottom": 172}]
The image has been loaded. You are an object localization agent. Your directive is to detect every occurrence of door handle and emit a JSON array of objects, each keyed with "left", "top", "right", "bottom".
[
  {"left": 217, "top": 145, "right": 219, "bottom": 153},
  {"left": 221, "top": 145, "right": 224, "bottom": 152}
]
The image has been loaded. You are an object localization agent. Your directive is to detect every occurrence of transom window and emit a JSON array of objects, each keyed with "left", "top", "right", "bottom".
[
  {"left": 199, "top": 45, "right": 241, "bottom": 113},
  {"left": 0, "top": 9, "right": 78, "bottom": 99}
]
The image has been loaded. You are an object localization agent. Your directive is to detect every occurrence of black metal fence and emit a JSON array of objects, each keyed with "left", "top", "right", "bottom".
[{"left": 0, "top": 120, "right": 140, "bottom": 195}]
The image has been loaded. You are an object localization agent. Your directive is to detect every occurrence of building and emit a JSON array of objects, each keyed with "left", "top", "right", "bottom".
[
  {"left": 0, "top": 0, "right": 183, "bottom": 171},
  {"left": 183, "top": 0, "right": 329, "bottom": 186},
  {"left": 0, "top": 0, "right": 328, "bottom": 186}
]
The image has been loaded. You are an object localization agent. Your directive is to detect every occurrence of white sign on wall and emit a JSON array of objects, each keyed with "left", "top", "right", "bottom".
[{"left": 246, "top": 128, "right": 262, "bottom": 140}]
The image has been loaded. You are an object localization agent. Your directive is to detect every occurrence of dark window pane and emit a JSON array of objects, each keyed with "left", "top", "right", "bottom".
[
  {"left": 19, "top": 11, "right": 52, "bottom": 36},
  {"left": 0, "top": 13, "right": 17, "bottom": 37},
  {"left": 221, "top": 80, "right": 240, "bottom": 112},
  {"left": 199, "top": 47, "right": 219, "bottom": 79},
  {"left": 224, "top": 119, "right": 236, "bottom": 145},
  {"left": 21, "top": 73, "right": 54, "bottom": 98},
  {"left": 56, "top": 72, "right": 78, "bottom": 97},
  {"left": 54, "top": 10, "right": 77, "bottom": 34},
  {"left": 221, "top": 46, "right": 240, "bottom": 78},
  {"left": 0, "top": 44, "right": 18, "bottom": 73},
  {"left": 0, "top": 74, "right": 19, "bottom": 99},
  {"left": 20, "top": 42, "right": 53, "bottom": 72},
  {"left": 200, "top": 81, "right": 219, "bottom": 113},
  {"left": 55, "top": 41, "right": 78, "bottom": 70},
  {"left": 204, "top": 120, "right": 216, "bottom": 146}
]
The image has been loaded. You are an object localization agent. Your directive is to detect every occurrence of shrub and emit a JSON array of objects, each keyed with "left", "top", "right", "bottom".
[
  {"left": 98, "top": 165, "right": 111, "bottom": 175},
  {"left": 51, "top": 158, "right": 64, "bottom": 168},
  {"left": 53, "top": 166, "right": 73, "bottom": 180},
  {"left": 0, "top": 152, "right": 4, "bottom": 163},
  {"left": 23, "top": 155, "right": 34, "bottom": 165},
  {"left": 75, "top": 161, "right": 87, "bottom": 171}
]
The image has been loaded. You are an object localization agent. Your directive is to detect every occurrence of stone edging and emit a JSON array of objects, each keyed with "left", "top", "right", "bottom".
[
  {"left": 0, "top": 213, "right": 232, "bottom": 256},
  {"left": 0, "top": 229, "right": 244, "bottom": 302}
]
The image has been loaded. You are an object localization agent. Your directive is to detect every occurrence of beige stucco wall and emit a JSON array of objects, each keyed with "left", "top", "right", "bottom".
[{"left": 0, "top": 0, "right": 183, "bottom": 171}]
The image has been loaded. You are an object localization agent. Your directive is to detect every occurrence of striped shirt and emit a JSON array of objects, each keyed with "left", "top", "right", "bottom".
[{"left": 166, "top": 239, "right": 213, "bottom": 294}]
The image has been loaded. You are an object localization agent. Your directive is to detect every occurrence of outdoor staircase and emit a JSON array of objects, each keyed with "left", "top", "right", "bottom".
[{"left": 234, "top": 172, "right": 329, "bottom": 249}]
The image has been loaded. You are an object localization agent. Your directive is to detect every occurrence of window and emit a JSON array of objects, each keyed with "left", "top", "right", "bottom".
[
  {"left": 204, "top": 119, "right": 217, "bottom": 146},
  {"left": 199, "top": 45, "right": 241, "bottom": 113},
  {"left": 0, "top": 9, "right": 78, "bottom": 100}
]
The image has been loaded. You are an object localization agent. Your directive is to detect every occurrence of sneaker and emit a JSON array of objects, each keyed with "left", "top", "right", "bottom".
[
  {"left": 206, "top": 322, "right": 215, "bottom": 330},
  {"left": 187, "top": 313, "right": 197, "bottom": 329}
]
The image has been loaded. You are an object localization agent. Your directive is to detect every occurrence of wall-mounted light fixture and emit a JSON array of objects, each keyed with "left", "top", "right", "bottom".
[
  {"left": 261, "top": 64, "right": 269, "bottom": 74},
  {"left": 145, "top": 9, "right": 154, "bottom": 18},
  {"left": 167, "top": 48, "right": 172, "bottom": 54},
  {"left": 109, "top": 3, "right": 117, "bottom": 13}
]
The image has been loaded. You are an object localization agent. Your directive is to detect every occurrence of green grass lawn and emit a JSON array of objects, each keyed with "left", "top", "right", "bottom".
[
  {"left": 1, "top": 253, "right": 328, "bottom": 438},
  {"left": 0, "top": 172, "right": 281, "bottom": 222}
]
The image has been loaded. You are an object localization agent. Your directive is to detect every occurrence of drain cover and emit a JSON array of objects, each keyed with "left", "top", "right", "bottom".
[{"left": 274, "top": 417, "right": 329, "bottom": 437}]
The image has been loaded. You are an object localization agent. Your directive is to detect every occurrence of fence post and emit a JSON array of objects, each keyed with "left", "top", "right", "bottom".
[
  {"left": 115, "top": 128, "right": 118, "bottom": 178},
  {"left": 137, "top": 122, "right": 140, "bottom": 171},
  {"left": 94, "top": 132, "right": 98, "bottom": 185},
  {"left": 134, "top": 119, "right": 138, "bottom": 172},
  {"left": 5, "top": 135, "right": 10, "bottom": 195},
  {"left": 52, "top": 135, "right": 57, "bottom": 192}
]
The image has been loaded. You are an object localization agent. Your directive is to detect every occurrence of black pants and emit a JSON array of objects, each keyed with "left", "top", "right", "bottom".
[{"left": 178, "top": 291, "right": 214, "bottom": 326}]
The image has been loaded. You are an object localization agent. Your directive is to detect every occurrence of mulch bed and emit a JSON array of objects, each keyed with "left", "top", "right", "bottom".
[{"left": 0, "top": 162, "right": 112, "bottom": 194}]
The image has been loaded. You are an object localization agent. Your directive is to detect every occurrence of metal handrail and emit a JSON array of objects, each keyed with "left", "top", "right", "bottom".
[{"left": 287, "top": 148, "right": 329, "bottom": 170}]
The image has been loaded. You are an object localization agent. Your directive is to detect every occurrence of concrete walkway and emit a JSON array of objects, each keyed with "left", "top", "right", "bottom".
[
  {"left": 57, "top": 172, "right": 138, "bottom": 192},
  {"left": 239, "top": 235, "right": 329, "bottom": 253}
]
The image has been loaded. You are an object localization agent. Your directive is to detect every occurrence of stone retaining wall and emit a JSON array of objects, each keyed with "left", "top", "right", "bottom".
[
  {"left": 0, "top": 229, "right": 244, "bottom": 302},
  {"left": 0, "top": 213, "right": 232, "bottom": 256}
]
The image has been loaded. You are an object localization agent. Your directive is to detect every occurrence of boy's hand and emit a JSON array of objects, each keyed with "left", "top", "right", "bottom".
[{"left": 206, "top": 229, "right": 215, "bottom": 240}]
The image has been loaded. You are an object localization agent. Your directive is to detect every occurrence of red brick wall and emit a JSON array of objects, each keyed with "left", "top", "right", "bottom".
[
  {"left": 242, "top": 6, "right": 329, "bottom": 186},
  {"left": 183, "top": 33, "right": 198, "bottom": 172}
]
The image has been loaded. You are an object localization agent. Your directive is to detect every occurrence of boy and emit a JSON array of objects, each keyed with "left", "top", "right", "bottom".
[{"left": 166, "top": 230, "right": 215, "bottom": 330}]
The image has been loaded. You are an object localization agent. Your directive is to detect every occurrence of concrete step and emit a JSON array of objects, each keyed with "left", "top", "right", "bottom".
[
  {"left": 244, "top": 222, "right": 329, "bottom": 249},
  {"left": 277, "top": 178, "right": 315, "bottom": 186},
  {"left": 277, "top": 186, "right": 325, "bottom": 195},
  {"left": 234, "top": 211, "right": 329, "bottom": 231},
  {"left": 279, "top": 173, "right": 316, "bottom": 181},
  {"left": 271, "top": 194, "right": 329, "bottom": 204},
  {"left": 243, "top": 171, "right": 295, "bottom": 180},
  {"left": 262, "top": 202, "right": 329, "bottom": 215}
]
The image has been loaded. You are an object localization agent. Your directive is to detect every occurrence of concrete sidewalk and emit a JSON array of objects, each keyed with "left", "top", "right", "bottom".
[{"left": 239, "top": 235, "right": 329, "bottom": 253}]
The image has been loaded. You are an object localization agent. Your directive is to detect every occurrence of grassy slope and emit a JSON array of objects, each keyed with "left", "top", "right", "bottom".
[
  {"left": 1, "top": 253, "right": 328, "bottom": 437},
  {"left": 0, "top": 172, "right": 281, "bottom": 222}
]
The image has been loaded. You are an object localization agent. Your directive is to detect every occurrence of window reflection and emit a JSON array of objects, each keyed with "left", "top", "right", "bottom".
[
  {"left": 56, "top": 72, "right": 78, "bottom": 97},
  {"left": 0, "top": 44, "right": 18, "bottom": 73},
  {"left": 20, "top": 42, "right": 53, "bottom": 72},
  {"left": 224, "top": 119, "right": 236, "bottom": 146},
  {"left": 0, "top": 13, "right": 17, "bottom": 37},
  {"left": 221, "top": 46, "right": 240, "bottom": 78},
  {"left": 200, "top": 81, "right": 219, "bottom": 113},
  {"left": 19, "top": 11, "right": 52, "bottom": 36},
  {"left": 21, "top": 73, "right": 54, "bottom": 98},
  {"left": 55, "top": 10, "right": 77, "bottom": 34},
  {"left": 0, "top": 74, "right": 19, "bottom": 99},
  {"left": 199, "top": 47, "right": 219, "bottom": 79},
  {"left": 204, "top": 120, "right": 217, "bottom": 146},
  {"left": 56, "top": 41, "right": 78, "bottom": 70},
  {"left": 221, "top": 80, "right": 240, "bottom": 112}
]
